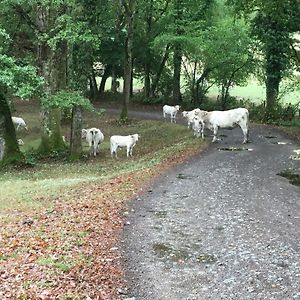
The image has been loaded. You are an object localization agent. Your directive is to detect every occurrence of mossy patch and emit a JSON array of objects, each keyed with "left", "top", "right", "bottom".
[{"left": 277, "top": 169, "right": 300, "bottom": 186}]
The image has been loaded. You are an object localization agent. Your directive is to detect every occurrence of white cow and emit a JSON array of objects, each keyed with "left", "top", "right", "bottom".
[
  {"left": 198, "top": 108, "right": 249, "bottom": 144},
  {"left": 83, "top": 128, "right": 104, "bottom": 157},
  {"left": 12, "top": 117, "right": 28, "bottom": 131},
  {"left": 163, "top": 105, "right": 180, "bottom": 123},
  {"left": 182, "top": 108, "right": 201, "bottom": 128},
  {"left": 110, "top": 134, "right": 139, "bottom": 158}
]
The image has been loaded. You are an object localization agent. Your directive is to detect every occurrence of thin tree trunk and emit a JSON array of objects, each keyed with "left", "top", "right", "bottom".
[
  {"left": 70, "top": 105, "right": 82, "bottom": 159},
  {"left": 173, "top": 44, "right": 182, "bottom": 104},
  {"left": 111, "top": 66, "right": 118, "bottom": 93},
  {"left": 120, "top": 0, "right": 135, "bottom": 121},
  {"left": 151, "top": 45, "right": 170, "bottom": 97},
  {"left": 99, "top": 65, "right": 111, "bottom": 95},
  {"left": 144, "top": 63, "right": 150, "bottom": 97},
  {"left": 89, "top": 70, "right": 98, "bottom": 100}
]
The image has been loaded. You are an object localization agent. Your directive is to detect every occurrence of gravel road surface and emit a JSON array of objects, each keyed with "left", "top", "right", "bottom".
[{"left": 119, "top": 111, "right": 300, "bottom": 300}]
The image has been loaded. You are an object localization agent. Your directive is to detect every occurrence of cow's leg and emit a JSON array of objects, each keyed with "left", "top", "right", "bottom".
[
  {"left": 212, "top": 125, "right": 218, "bottom": 143},
  {"left": 239, "top": 123, "right": 248, "bottom": 144},
  {"left": 200, "top": 121, "right": 205, "bottom": 139},
  {"left": 127, "top": 146, "right": 130, "bottom": 157}
]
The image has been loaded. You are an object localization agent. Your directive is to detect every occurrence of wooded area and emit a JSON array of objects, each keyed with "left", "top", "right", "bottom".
[{"left": 0, "top": 0, "right": 299, "bottom": 165}]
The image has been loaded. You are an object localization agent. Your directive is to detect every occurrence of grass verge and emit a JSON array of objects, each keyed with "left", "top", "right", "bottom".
[{"left": 0, "top": 115, "right": 208, "bottom": 299}]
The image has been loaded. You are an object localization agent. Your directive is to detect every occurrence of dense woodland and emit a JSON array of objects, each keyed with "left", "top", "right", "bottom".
[{"left": 0, "top": 0, "right": 300, "bottom": 165}]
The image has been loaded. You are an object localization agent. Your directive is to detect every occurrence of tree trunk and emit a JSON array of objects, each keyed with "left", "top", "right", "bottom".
[
  {"left": 144, "top": 62, "right": 151, "bottom": 97},
  {"left": 70, "top": 105, "right": 83, "bottom": 159},
  {"left": 0, "top": 91, "right": 24, "bottom": 165},
  {"left": 121, "top": 0, "right": 135, "bottom": 122},
  {"left": 36, "top": 5, "right": 52, "bottom": 153},
  {"left": 89, "top": 70, "right": 98, "bottom": 100},
  {"left": 173, "top": 44, "right": 182, "bottom": 104},
  {"left": 99, "top": 65, "right": 111, "bottom": 95},
  {"left": 151, "top": 45, "right": 170, "bottom": 97},
  {"left": 48, "top": 40, "right": 67, "bottom": 150},
  {"left": 265, "top": 52, "right": 281, "bottom": 119},
  {"left": 111, "top": 66, "right": 118, "bottom": 93},
  {"left": 36, "top": 5, "right": 65, "bottom": 154}
]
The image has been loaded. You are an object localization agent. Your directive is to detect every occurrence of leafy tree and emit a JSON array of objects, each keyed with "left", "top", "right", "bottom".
[
  {"left": 118, "top": 0, "right": 136, "bottom": 122},
  {"left": 206, "top": 18, "right": 254, "bottom": 109},
  {"left": 227, "top": 0, "right": 300, "bottom": 118},
  {"left": 0, "top": 28, "right": 42, "bottom": 165},
  {"left": 133, "top": 0, "right": 171, "bottom": 97}
]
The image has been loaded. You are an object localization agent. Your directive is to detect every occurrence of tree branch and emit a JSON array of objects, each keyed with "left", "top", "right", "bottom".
[
  {"left": 11, "top": 4, "right": 40, "bottom": 33},
  {"left": 153, "top": 0, "right": 171, "bottom": 24}
]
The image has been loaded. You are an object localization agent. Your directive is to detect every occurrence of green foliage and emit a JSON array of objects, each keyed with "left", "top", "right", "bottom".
[
  {"left": 41, "top": 91, "right": 94, "bottom": 111},
  {"left": 0, "top": 50, "right": 43, "bottom": 99}
]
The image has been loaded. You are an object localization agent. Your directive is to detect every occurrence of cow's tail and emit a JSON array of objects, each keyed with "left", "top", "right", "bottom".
[{"left": 91, "top": 129, "right": 95, "bottom": 146}]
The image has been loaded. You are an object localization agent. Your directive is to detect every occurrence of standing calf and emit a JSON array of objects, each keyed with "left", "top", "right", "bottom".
[
  {"left": 182, "top": 108, "right": 201, "bottom": 128},
  {"left": 162, "top": 105, "right": 180, "bottom": 123},
  {"left": 12, "top": 117, "right": 28, "bottom": 131},
  {"left": 192, "top": 116, "right": 204, "bottom": 138},
  {"left": 110, "top": 134, "right": 139, "bottom": 158}
]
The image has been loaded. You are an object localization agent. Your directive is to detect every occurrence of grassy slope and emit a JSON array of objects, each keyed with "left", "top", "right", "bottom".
[
  {"left": 0, "top": 100, "right": 208, "bottom": 299},
  {"left": 1, "top": 100, "right": 206, "bottom": 211}
]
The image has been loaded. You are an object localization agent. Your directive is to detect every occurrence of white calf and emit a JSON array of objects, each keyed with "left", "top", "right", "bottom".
[
  {"left": 84, "top": 128, "right": 104, "bottom": 157},
  {"left": 192, "top": 116, "right": 204, "bottom": 138},
  {"left": 17, "top": 139, "right": 24, "bottom": 145},
  {"left": 163, "top": 105, "right": 180, "bottom": 123},
  {"left": 198, "top": 108, "right": 249, "bottom": 143},
  {"left": 110, "top": 134, "right": 139, "bottom": 158},
  {"left": 12, "top": 117, "right": 28, "bottom": 131},
  {"left": 182, "top": 108, "right": 201, "bottom": 128}
]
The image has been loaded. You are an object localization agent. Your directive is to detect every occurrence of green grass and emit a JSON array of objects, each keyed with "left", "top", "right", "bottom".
[
  {"left": 1, "top": 100, "right": 206, "bottom": 212},
  {"left": 99, "top": 76, "right": 300, "bottom": 105},
  {"left": 207, "top": 79, "right": 300, "bottom": 104}
]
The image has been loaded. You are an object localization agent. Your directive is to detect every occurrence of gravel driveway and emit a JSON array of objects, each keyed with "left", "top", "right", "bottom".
[{"left": 119, "top": 111, "right": 300, "bottom": 300}]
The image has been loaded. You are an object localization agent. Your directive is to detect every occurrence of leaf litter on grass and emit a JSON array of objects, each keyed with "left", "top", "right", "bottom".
[{"left": 0, "top": 142, "right": 205, "bottom": 300}]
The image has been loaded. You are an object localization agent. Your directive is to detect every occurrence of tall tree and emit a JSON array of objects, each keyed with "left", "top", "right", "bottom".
[
  {"left": 227, "top": 0, "right": 300, "bottom": 118},
  {"left": 119, "top": 0, "right": 136, "bottom": 121},
  {"left": 0, "top": 28, "right": 42, "bottom": 165}
]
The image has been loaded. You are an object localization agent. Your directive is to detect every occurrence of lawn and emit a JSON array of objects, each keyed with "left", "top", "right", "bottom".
[
  {"left": 102, "top": 77, "right": 300, "bottom": 105},
  {"left": 0, "top": 99, "right": 207, "bottom": 299}
]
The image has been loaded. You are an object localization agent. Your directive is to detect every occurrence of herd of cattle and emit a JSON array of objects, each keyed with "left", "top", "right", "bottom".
[
  {"left": 0, "top": 105, "right": 249, "bottom": 160},
  {"left": 163, "top": 105, "right": 249, "bottom": 144}
]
